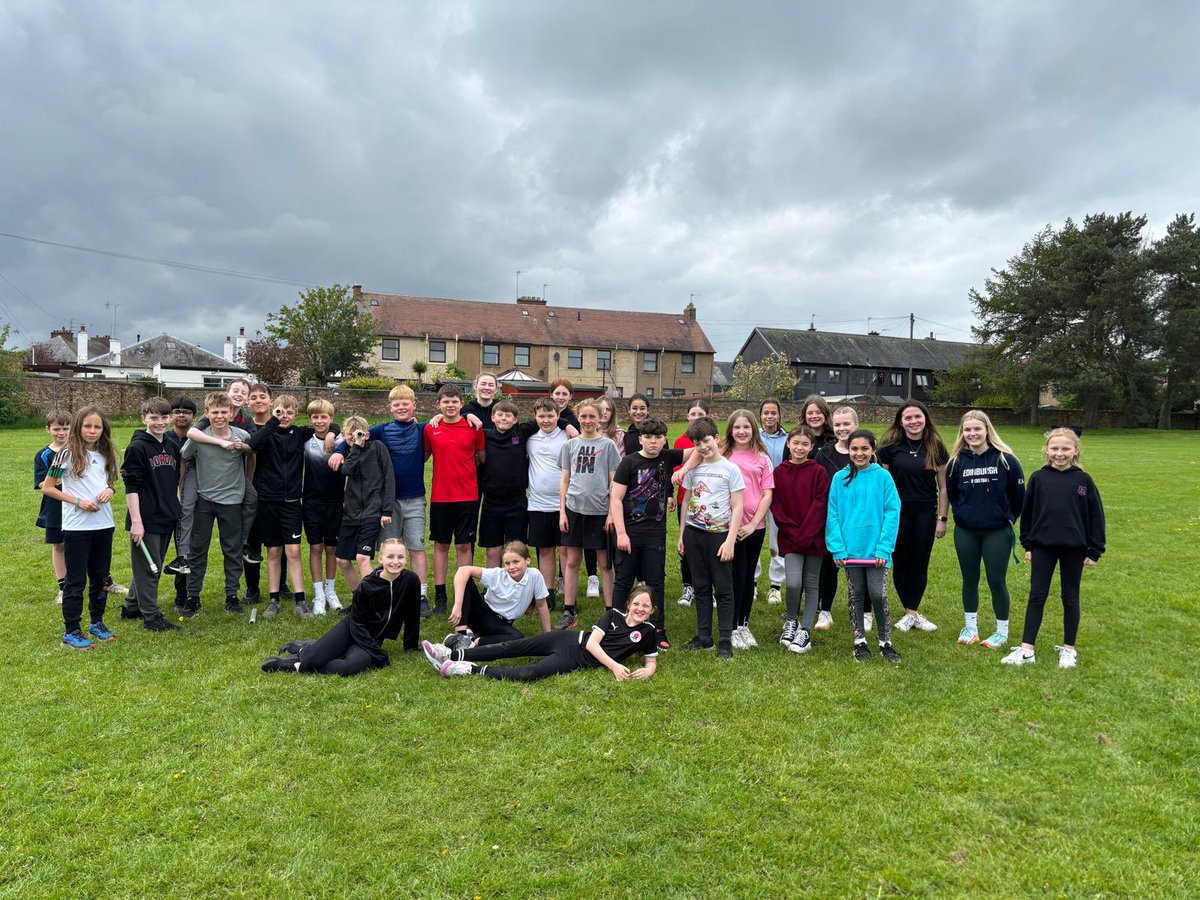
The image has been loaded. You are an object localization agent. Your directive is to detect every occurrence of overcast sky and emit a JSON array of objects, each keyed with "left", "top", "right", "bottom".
[{"left": 2, "top": 1, "right": 1198, "bottom": 361}]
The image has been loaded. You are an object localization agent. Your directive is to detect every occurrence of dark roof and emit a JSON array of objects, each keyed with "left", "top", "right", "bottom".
[
  {"left": 85, "top": 334, "right": 243, "bottom": 371},
  {"left": 744, "top": 328, "right": 974, "bottom": 371},
  {"left": 363, "top": 293, "right": 715, "bottom": 354},
  {"left": 33, "top": 335, "right": 114, "bottom": 364},
  {"left": 711, "top": 360, "right": 736, "bottom": 387}
]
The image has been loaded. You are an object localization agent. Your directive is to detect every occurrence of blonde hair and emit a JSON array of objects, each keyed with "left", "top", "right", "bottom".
[
  {"left": 596, "top": 396, "right": 620, "bottom": 442},
  {"left": 501, "top": 540, "right": 531, "bottom": 561},
  {"left": 575, "top": 398, "right": 603, "bottom": 418},
  {"left": 832, "top": 406, "right": 859, "bottom": 424},
  {"left": 949, "top": 409, "right": 1016, "bottom": 469},
  {"left": 388, "top": 385, "right": 415, "bottom": 402},
  {"left": 204, "top": 391, "right": 232, "bottom": 411},
  {"left": 379, "top": 537, "right": 407, "bottom": 553},
  {"left": 343, "top": 415, "right": 369, "bottom": 434},
  {"left": 1042, "top": 427, "right": 1082, "bottom": 467},
  {"left": 274, "top": 394, "right": 298, "bottom": 412},
  {"left": 307, "top": 398, "right": 334, "bottom": 417}
]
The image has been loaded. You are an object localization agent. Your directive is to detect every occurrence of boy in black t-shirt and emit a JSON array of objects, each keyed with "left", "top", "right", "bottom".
[
  {"left": 476, "top": 400, "right": 538, "bottom": 567},
  {"left": 610, "top": 417, "right": 694, "bottom": 650}
]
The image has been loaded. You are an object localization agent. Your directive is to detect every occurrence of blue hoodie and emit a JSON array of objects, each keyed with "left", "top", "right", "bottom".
[
  {"left": 825, "top": 462, "right": 901, "bottom": 564},
  {"left": 946, "top": 447, "right": 1025, "bottom": 531},
  {"left": 759, "top": 428, "right": 789, "bottom": 469}
]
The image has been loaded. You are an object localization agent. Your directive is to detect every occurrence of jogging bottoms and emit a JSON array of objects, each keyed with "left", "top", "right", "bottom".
[
  {"left": 818, "top": 554, "right": 839, "bottom": 612},
  {"left": 176, "top": 466, "right": 198, "bottom": 565},
  {"left": 461, "top": 579, "right": 526, "bottom": 645},
  {"left": 461, "top": 630, "right": 592, "bottom": 682},
  {"left": 62, "top": 528, "right": 113, "bottom": 634},
  {"left": 954, "top": 524, "right": 1012, "bottom": 619},
  {"left": 128, "top": 532, "right": 171, "bottom": 623},
  {"left": 784, "top": 553, "right": 823, "bottom": 630},
  {"left": 613, "top": 539, "right": 666, "bottom": 630},
  {"left": 1022, "top": 546, "right": 1086, "bottom": 646},
  {"left": 732, "top": 527, "right": 766, "bottom": 628},
  {"left": 892, "top": 502, "right": 937, "bottom": 611},
  {"left": 189, "top": 497, "right": 243, "bottom": 598},
  {"left": 683, "top": 525, "right": 734, "bottom": 644},
  {"left": 846, "top": 565, "right": 892, "bottom": 645},
  {"left": 298, "top": 617, "right": 385, "bottom": 676}
]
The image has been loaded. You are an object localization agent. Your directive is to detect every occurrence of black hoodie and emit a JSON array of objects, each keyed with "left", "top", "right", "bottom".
[
  {"left": 341, "top": 440, "right": 396, "bottom": 519},
  {"left": 1019, "top": 465, "right": 1106, "bottom": 560},
  {"left": 121, "top": 430, "right": 181, "bottom": 534},
  {"left": 347, "top": 568, "right": 422, "bottom": 661}
]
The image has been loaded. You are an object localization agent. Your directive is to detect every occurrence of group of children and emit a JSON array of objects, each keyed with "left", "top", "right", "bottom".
[{"left": 33, "top": 378, "right": 1105, "bottom": 677}]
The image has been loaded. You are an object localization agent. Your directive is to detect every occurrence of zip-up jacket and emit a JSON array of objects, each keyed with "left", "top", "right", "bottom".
[
  {"left": 335, "top": 419, "right": 426, "bottom": 500},
  {"left": 341, "top": 440, "right": 396, "bottom": 520},
  {"left": 946, "top": 446, "right": 1025, "bottom": 531},
  {"left": 760, "top": 428, "right": 788, "bottom": 468},
  {"left": 121, "top": 430, "right": 182, "bottom": 534},
  {"left": 248, "top": 416, "right": 314, "bottom": 501},
  {"left": 825, "top": 462, "right": 900, "bottom": 564},
  {"left": 347, "top": 568, "right": 422, "bottom": 662},
  {"left": 1020, "top": 465, "right": 1106, "bottom": 560},
  {"left": 771, "top": 459, "right": 831, "bottom": 556}
]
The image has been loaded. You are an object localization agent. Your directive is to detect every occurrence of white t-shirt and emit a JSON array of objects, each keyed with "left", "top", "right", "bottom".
[
  {"left": 683, "top": 457, "right": 746, "bottom": 533},
  {"left": 526, "top": 427, "right": 568, "bottom": 513},
  {"left": 480, "top": 566, "right": 549, "bottom": 620},
  {"left": 56, "top": 448, "right": 116, "bottom": 531}
]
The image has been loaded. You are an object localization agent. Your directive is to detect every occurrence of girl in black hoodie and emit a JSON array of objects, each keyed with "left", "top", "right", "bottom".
[
  {"left": 1002, "top": 429, "right": 1105, "bottom": 669},
  {"left": 262, "top": 538, "right": 421, "bottom": 675}
]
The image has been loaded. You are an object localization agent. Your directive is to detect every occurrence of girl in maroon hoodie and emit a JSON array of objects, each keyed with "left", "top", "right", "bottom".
[{"left": 771, "top": 426, "right": 831, "bottom": 654}]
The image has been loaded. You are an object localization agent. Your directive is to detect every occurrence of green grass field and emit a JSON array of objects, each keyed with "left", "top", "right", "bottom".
[{"left": 2, "top": 422, "right": 1197, "bottom": 897}]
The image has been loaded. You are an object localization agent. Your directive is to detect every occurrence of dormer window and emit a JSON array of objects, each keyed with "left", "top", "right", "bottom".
[{"left": 522, "top": 309, "right": 529, "bottom": 316}]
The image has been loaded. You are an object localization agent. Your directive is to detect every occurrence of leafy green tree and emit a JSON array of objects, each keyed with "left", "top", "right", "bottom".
[
  {"left": 265, "top": 283, "right": 378, "bottom": 384},
  {"left": 241, "top": 333, "right": 304, "bottom": 386},
  {"left": 1149, "top": 214, "right": 1200, "bottom": 428},
  {"left": 0, "top": 324, "right": 35, "bottom": 424},
  {"left": 730, "top": 353, "right": 798, "bottom": 402}
]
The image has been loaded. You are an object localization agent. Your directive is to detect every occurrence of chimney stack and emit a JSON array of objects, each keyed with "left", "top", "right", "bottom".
[
  {"left": 683, "top": 301, "right": 696, "bottom": 323},
  {"left": 223, "top": 336, "right": 234, "bottom": 363},
  {"left": 516, "top": 295, "right": 547, "bottom": 306},
  {"left": 235, "top": 327, "right": 247, "bottom": 365},
  {"left": 76, "top": 327, "right": 88, "bottom": 363},
  {"left": 352, "top": 284, "right": 362, "bottom": 301},
  {"left": 110, "top": 337, "right": 122, "bottom": 366}
]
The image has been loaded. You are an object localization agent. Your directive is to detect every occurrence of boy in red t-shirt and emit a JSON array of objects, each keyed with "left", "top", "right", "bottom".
[{"left": 423, "top": 384, "right": 486, "bottom": 614}]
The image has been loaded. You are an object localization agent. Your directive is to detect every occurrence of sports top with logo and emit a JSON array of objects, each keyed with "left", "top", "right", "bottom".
[
  {"left": 558, "top": 435, "right": 621, "bottom": 516},
  {"left": 584, "top": 607, "right": 660, "bottom": 665}
]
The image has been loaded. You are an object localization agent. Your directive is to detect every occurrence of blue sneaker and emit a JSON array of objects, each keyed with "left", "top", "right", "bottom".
[
  {"left": 62, "top": 630, "right": 94, "bottom": 650},
  {"left": 957, "top": 625, "right": 980, "bottom": 645},
  {"left": 88, "top": 621, "right": 117, "bottom": 642}
]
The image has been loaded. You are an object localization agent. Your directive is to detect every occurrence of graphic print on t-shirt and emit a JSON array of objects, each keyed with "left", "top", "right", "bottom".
[{"left": 573, "top": 445, "right": 600, "bottom": 474}]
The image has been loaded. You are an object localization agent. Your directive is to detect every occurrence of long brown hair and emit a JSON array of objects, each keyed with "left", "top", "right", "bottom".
[
  {"left": 67, "top": 406, "right": 118, "bottom": 484},
  {"left": 881, "top": 399, "right": 947, "bottom": 471},
  {"left": 801, "top": 394, "right": 836, "bottom": 442},
  {"left": 721, "top": 409, "right": 768, "bottom": 458}
]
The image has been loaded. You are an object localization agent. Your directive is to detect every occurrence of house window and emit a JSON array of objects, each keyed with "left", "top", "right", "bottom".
[
  {"left": 645, "top": 387, "right": 655, "bottom": 399},
  {"left": 568, "top": 348, "right": 583, "bottom": 370},
  {"left": 643, "top": 351, "right": 658, "bottom": 373},
  {"left": 916, "top": 373, "right": 930, "bottom": 388},
  {"left": 428, "top": 340, "right": 447, "bottom": 363},
  {"left": 681, "top": 353, "right": 695, "bottom": 374},
  {"left": 890, "top": 372, "right": 903, "bottom": 386},
  {"left": 828, "top": 369, "right": 841, "bottom": 381},
  {"left": 596, "top": 349, "right": 612, "bottom": 371},
  {"left": 165, "top": 341, "right": 177, "bottom": 349},
  {"left": 482, "top": 343, "right": 500, "bottom": 366},
  {"left": 802, "top": 368, "right": 817, "bottom": 381},
  {"left": 203, "top": 376, "right": 224, "bottom": 389},
  {"left": 852, "top": 370, "right": 867, "bottom": 384},
  {"left": 515, "top": 345, "right": 530, "bottom": 367},
  {"left": 382, "top": 338, "right": 400, "bottom": 361}
]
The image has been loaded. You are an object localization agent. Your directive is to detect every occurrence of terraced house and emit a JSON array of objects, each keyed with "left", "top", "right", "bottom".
[{"left": 357, "top": 287, "right": 715, "bottom": 399}]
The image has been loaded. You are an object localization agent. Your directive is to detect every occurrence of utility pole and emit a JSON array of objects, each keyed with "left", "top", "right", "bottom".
[{"left": 907, "top": 312, "right": 915, "bottom": 398}]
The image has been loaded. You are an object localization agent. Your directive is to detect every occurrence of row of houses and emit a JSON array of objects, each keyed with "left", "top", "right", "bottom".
[{"left": 24, "top": 289, "right": 976, "bottom": 403}]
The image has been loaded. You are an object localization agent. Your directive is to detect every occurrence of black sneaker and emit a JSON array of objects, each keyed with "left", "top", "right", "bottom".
[
  {"left": 243, "top": 549, "right": 262, "bottom": 565},
  {"left": 224, "top": 595, "right": 243, "bottom": 614},
  {"left": 144, "top": 618, "right": 180, "bottom": 633},
  {"left": 880, "top": 643, "right": 902, "bottom": 664},
  {"left": 419, "top": 598, "right": 433, "bottom": 619},
  {"left": 164, "top": 557, "right": 186, "bottom": 576},
  {"left": 679, "top": 636, "right": 714, "bottom": 651},
  {"left": 853, "top": 641, "right": 871, "bottom": 662},
  {"left": 780, "top": 619, "right": 799, "bottom": 646},
  {"left": 261, "top": 655, "right": 299, "bottom": 673},
  {"left": 716, "top": 641, "right": 734, "bottom": 659},
  {"left": 656, "top": 629, "right": 671, "bottom": 651},
  {"left": 788, "top": 627, "right": 812, "bottom": 655},
  {"left": 553, "top": 610, "right": 577, "bottom": 630},
  {"left": 432, "top": 600, "right": 448, "bottom": 616},
  {"left": 119, "top": 606, "right": 143, "bottom": 620},
  {"left": 244, "top": 590, "right": 261, "bottom": 605},
  {"left": 181, "top": 598, "right": 200, "bottom": 618},
  {"left": 444, "top": 632, "right": 474, "bottom": 652},
  {"left": 279, "top": 639, "right": 316, "bottom": 655}
]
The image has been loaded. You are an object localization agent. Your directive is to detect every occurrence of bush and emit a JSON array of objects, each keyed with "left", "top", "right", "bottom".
[{"left": 338, "top": 376, "right": 396, "bottom": 391}]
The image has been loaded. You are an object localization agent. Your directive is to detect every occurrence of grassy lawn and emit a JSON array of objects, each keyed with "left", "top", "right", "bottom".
[{"left": 2, "top": 421, "right": 1197, "bottom": 897}]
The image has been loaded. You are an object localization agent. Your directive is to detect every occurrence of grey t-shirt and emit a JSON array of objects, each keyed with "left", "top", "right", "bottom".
[
  {"left": 558, "top": 435, "right": 620, "bottom": 516},
  {"left": 181, "top": 426, "right": 251, "bottom": 505}
]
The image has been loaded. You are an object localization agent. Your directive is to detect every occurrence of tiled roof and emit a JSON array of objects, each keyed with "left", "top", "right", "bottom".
[
  {"left": 35, "top": 335, "right": 116, "bottom": 364},
  {"left": 747, "top": 328, "right": 974, "bottom": 371},
  {"left": 85, "top": 334, "right": 242, "bottom": 370},
  {"left": 363, "top": 293, "right": 715, "bottom": 354},
  {"left": 711, "top": 360, "right": 736, "bottom": 387}
]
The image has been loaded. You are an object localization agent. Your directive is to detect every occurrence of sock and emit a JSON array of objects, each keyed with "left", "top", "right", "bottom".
[
  {"left": 295, "top": 591, "right": 306, "bottom": 607},
  {"left": 965, "top": 612, "right": 978, "bottom": 629},
  {"left": 435, "top": 584, "right": 448, "bottom": 602},
  {"left": 324, "top": 578, "right": 335, "bottom": 594},
  {"left": 547, "top": 588, "right": 557, "bottom": 605},
  {"left": 995, "top": 619, "right": 1009, "bottom": 638},
  {"left": 270, "top": 591, "right": 280, "bottom": 602},
  {"left": 855, "top": 637, "right": 867, "bottom": 645},
  {"left": 313, "top": 583, "right": 325, "bottom": 601},
  {"left": 420, "top": 583, "right": 427, "bottom": 597},
  {"left": 564, "top": 603, "right": 576, "bottom": 613},
  {"left": 771, "top": 584, "right": 781, "bottom": 590},
  {"left": 57, "top": 577, "right": 66, "bottom": 589}
]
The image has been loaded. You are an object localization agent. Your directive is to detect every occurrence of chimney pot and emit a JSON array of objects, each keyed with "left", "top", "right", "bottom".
[{"left": 352, "top": 285, "right": 362, "bottom": 301}]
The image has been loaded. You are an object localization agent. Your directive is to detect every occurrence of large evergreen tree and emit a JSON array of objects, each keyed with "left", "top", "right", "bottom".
[{"left": 1149, "top": 214, "right": 1200, "bottom": 428}]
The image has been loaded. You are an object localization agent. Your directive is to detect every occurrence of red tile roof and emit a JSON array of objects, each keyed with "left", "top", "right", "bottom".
[{"left": 363, "top": 293, "right": 715, "bottom": 354}]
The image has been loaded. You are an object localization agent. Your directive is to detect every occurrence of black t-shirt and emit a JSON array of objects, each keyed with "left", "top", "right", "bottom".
[
  {"left": 480, "top": 422, "right": 539, "bottom": 499},
  {"left": 613, "top": 448, "right": 685, "bottom": 541},
  {"left": 463, "top": 400, "right": 495, "bottom": 428},
  {"left": 815, "top": 443, "right": 851, "bottom": 478},
  {"left": 584, "top": 607, "right": 660, "bottom": 665},
  {"left": 877, "top": 440, "right": 948, "bottom": 505}
]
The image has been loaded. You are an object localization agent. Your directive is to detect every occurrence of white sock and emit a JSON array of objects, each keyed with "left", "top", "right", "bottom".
[
  {"left": 420, "top": 583, "right": 427, "bottom": 597},
  {"left": 324, "top": 578, "right": 335, "bottom": 594},
  {"left": 313, "top": 583, "right": 325, "bottom": 601},
  {"left": 965, "top": 612, "right": 978, "bottom": 629},
  {"left": 996, "top": 619, "right": 1009, "bottom": 638}
]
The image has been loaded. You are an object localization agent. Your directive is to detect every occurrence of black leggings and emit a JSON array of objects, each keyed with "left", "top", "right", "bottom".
[
  {"left": 892, "top": 502, "right": 937, "bottom": 611},
  {"left": 461, "top": 630, "right": 592, "bottom": 682},
  {"left": 460, "top": 580, "right": 525, "bottom": 645},
  {"left": 818, "top": 554, "right": 838, "bottom": 612},
  {"left": 298, "top": 617, "right": 386, "bottom": 677},
  {"left": 1022, "top": 546, "right": 1086, "bottom": 646},
  {"left": 732, "top": 528, "right": 767, "bottom": 628},
  {"left": 62, "top": 528, "right": 114, "bottom": 634}
]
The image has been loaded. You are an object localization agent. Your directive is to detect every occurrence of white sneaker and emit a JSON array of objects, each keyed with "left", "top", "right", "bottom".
[
  {"left": 439, "top": 659, "right": 474, "bottom": 677},
  {"left": 730, "top": 627, "right": 748, "bottom": 650},
  {"left": 325, "top": 589, "right": 343, "bottom": 612},
  {"left": 741, "top": 625, "right": 758, "bottom": 648},
  {"left": 586, "top": 575, "right": 600, "bottom": 598},
  {"left": 1056, "top": 645, "right": 1078, "bottom": 669},
  {"left": 863, "top": 612, "right": 874, "bottom": 632},
  {"left": 312, "top": 595, "right": 327, "bottom": 616},
  {"left": 912, "top": 612, "right": 938, "bottom": 632},
  {"left": 767, "top": 586, "right": 782, "bottom": 605},
  {"left": 55, "top": 589, "right": 64, "bottom": 605},
  {"left": 894, "top": 613, "right": 917, "bottom": 632},
  {"left": 677, "top": 585, "right": 693, "bottom": 607},
  {"left": 1001, "top": 647, "right": 1036, "bottom": 666},
  {"left": 815, "top": 610, "right": 833, "bottom": 631}
]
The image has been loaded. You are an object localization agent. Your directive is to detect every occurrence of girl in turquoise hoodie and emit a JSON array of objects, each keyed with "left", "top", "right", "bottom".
[{"left": 825, "top": 429, "right": 901, "bottom": 663}]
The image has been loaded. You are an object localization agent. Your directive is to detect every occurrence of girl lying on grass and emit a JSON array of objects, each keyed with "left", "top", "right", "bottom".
[
  {"left": 261, "top": 538, "right": 421, "bottom": 676},
  {"left": 422, "top": 584, "right": 659, "bottom": 682}
]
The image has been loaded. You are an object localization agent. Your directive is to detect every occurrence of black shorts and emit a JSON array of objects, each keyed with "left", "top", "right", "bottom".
[
  {"left": 478, "top": 496, "right": 528, "bottom": 548},
  {"left": 42, "top": 525, "right": 64, "bottom": 544},
  {"left": 303, "top": 501, "right": 342, "bottom": 547},
  {"left": 429, "top": 500, "right": 479, "bottom": 545},
  {"left": 527, "top": 511, "right": 561, "bottom": 549},
  {"left": 336, "top": 517, "right": 381, "bottom": 560},
  {"left": 257, "top": 499, "right": 303, "bottom": 547},
  {"left": 563, "top": 509, "right": 607, "bottom": 550}
]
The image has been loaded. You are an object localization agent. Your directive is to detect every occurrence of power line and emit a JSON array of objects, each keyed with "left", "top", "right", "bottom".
[
  {"left": 0, "top": 230, "right": 322, "bottom": 288},
  {"left": 0, "top": 270, "right": 57, "bottom": 325}
]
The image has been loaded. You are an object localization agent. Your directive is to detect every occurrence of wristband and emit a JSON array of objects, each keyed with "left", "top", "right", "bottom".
[
  {"left": 938, "top": 516, "right": 948, "bottom": 522},
  {"left": 75, "top": 497, "right": 80, "bottom": 508}
]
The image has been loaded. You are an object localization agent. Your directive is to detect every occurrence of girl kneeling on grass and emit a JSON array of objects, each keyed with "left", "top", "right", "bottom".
[
  {"left": 824, "top": 429, "right": 901, "bottom": 664},
  {"left": 422, "top": 584, "right": 658, "bottom": 682},
  {"left": 261, "top": 538, "right": 421, "bottom": 676},
  {"left": 446, "top": 540, "right": 552, "bottom": 649},
  {"left": 1003, "top": 428, "right": 1105, "bottom": 669}
]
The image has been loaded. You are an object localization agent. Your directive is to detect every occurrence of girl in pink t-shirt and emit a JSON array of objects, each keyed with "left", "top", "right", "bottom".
[{"left": 722, "top": 409, "right": 774, "bottom": 649}]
